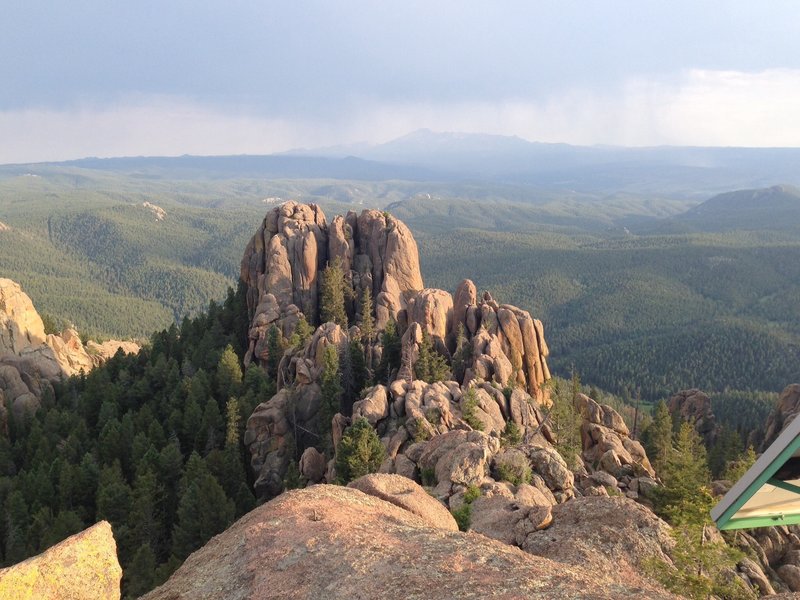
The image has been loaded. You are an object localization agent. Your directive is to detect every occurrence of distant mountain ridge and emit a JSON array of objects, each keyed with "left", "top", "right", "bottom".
[
  {"left": 292, "top": 129, "right": 800, "bottom": 195},
  {"left": 4, "top": 129, "right": 800, "bottom": 197}
]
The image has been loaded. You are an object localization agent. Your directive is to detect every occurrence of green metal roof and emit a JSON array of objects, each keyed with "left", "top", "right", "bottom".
[{"left": 712, "top": 414, "right": 800, "bottom": 530}]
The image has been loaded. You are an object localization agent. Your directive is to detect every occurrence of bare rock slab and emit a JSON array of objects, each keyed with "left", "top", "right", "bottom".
[
  {"left": 143, "top": 484, "right": 677, "bottom": 600},
  {"left": 0, "top": 521, "right": 121, "bottom": 600}
]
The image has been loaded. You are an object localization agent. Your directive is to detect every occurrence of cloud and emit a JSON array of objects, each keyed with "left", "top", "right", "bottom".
[{"left": 2, "top": 69, "right": 799, "bottom": 163}]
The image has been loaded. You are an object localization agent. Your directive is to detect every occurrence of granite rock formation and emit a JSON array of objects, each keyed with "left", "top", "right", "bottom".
[
  {"left": 242, "top": 202, "right": 553, "bottom": 501},
  {"left": 240, "top": 202, "right": 425, "bottom": 366},
  {"left": 0, "top": 279, "right": 140, "bottom": 431},
  {"left": 667, "top": 388, "right": 719, "bottom": 447}
]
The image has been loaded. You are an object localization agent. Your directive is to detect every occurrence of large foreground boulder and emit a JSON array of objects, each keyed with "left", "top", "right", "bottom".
[
  {"left": 522, "top": 496, "right": 673, "bottom": 579},
  {"left": 143, "top": 482, "right": 677, "bottom": 600},
  {"left": 0, "top": 521, "right": 121, "bottom": 599}
]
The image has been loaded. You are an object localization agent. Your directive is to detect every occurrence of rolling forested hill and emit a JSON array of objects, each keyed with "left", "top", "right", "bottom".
[{"left": 665, "top": 185, "right": 800, "bottom": 233}]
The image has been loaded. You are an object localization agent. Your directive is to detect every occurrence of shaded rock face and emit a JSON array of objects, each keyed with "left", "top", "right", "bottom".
[
  {"left": 667, "top": 388, "right": 718, "bottom": 447},
  {"left": 142, "top": 482, "right": 677, "bottom": 600},
  {"left": 245, "top": 322, "right": 348, "bottom": 498},
  {"left": 0, "top": 521, "right": 121, "bottom": 600},
  {"left": 0, "top": 279, "right": 139, "bottom": 431},
  {"left": 759, "top": 384, "right": 800, "bottom": 451},
  {"left": 730, "top": 517, "right": 800, "bottom": 595}
]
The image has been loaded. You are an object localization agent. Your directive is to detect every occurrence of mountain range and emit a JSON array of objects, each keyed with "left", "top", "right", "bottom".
[{"left": 5, "top": 129, "right": 800, "bottom": 199}]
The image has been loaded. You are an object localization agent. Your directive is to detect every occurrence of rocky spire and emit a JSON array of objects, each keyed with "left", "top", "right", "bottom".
[{"left": 240, "top": 203, "right": 425, "bottom": 367}]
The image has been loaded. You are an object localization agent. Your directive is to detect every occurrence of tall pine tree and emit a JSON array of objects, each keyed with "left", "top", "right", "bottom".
[
  {"left": 320, "top": 258, "right": 348, "bottom": 327},
  {"left": 319, "top": 345, "right": 343, "bottom": 453}
]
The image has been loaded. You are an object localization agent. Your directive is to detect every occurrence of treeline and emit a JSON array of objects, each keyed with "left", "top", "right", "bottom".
[
  {"left": 561, "top": 320, "right": 800, "bottom": 401},
  {"left": 0, "top": 285, "right": 271, "bottom": 598},
  {"left": 711, "top": 390, "right": 777, "bottom": 437}
]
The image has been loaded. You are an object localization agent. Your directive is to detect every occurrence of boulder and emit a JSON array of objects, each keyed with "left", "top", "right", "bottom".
[
  {"left": 0, "top": 521, "right": 121, "bottom": 599},
  {"left": 777, "top": 564, "right": 800, "bottom": 592},
  {"left": 468, "top": 493, "right": 553, "bottom": 545},
  {"left": 433, "top": 440, "right": 492, "bottom": 493},
  {"left": 299, "top": 447, "right": 327, "bottom": 483},
  {"left": 347, "top": 473, "right": 457, "bottom": 531},
  {"left": 526, "top": 444, "right": 574, "bottom": 493},
  {"left": 739, "top": 557, "right": 776, "bottom": 596},
  {"left": 521, "top": 496, "right": 674, "bottom": 582},
  {"left": 352, "top": 385, "right": 389, "bottom": 426}
]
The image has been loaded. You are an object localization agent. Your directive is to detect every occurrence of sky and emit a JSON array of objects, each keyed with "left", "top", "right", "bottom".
[{"left": 2, "top": 1, "right": 800, "bottom": 163}]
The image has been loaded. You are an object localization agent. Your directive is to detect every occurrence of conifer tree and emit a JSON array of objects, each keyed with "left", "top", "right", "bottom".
[
  {"left": 414, "top": 331, "right": 450, "bottom": 383},
  {"left": 127, "top": 470, "right": 164, "bottom": 556},
  {"left": 335, "top": 418, "right": 386, "bottom": 484},
  {"left": 4, "top": 490, "right": 30, "bottom": 564},
  {"left": 181, "top": 397, "right": 203, "bottom": 453},
  {"left": 265, "top": 325, "right": 285, "bottom": 381},
  {"left": 215, "top": 344, "right": 242, "bottom": 401},
  {"left": 319, "top": 345, "right": 343, "bottom": 452},
  {"left": 96, "top": 461, "right": 133, "bottom": 528},
  {"left": 643, "top": 400, "right": 673, "bottom": 473},
  {"left": 340, "top": 339, "right": 355, "bottom": 415},
  {"left": 360, "top": 287, "right": 375, "bottom": 345},
  {"left": 349, "top": 339, "right": 369, "bottom": 400},
  {"left": 225, "top": 397, "right": 240, "bottom": 448},
  {"left": 647, "top": 422, "right": 753, "bottom": 599},
  {"left": 546, "top": 378, "right": 582, "bottom": 468},
  {"left": 655, "top": 422, "right": 710, "bottom": 525},
  {"left": 723, "top": 445, "right": 757, "bottom": 482},
  {"left": 170, "top": 453, "right": 234, "bottom": 561},
  {"left": 201, "top": 397, "right": 224, "bottom": 452},
  {"left": 320, "top": 257, "right": 348, "bottom": 327},
  {"left": 289, "top": 314, "right": 313, "bottom": 348},
  {"left": 125, "top": 543, "right": 157, "bottom": 598},
  {"left": 451, "top": 323, "right": 472, "bottom": 383},
  {"left": 375, "top": 319, "right": 401, "bottom": 384}
]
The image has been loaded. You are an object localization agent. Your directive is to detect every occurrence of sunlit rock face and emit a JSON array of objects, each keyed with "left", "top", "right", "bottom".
[
  {"left": 0, "top": 278, "right": 140, "bottom": 431},
  {"left": 240, "top": 202, "right": 555, "bottom": 503},
  {"left": 0, "top": 521, "right": 122, "bottom": 600}
]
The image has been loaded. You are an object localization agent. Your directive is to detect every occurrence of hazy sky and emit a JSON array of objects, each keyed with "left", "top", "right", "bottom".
[{"left": 3, "top": 1, "right": 800, "bottom": 162}]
